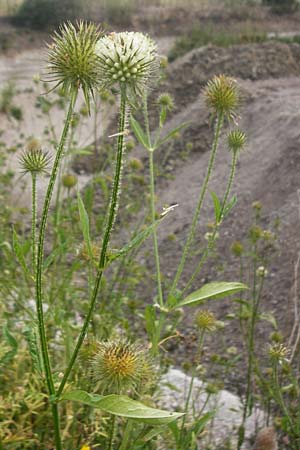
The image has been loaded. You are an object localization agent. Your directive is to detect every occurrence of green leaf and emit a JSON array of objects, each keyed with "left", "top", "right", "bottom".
[
  {"left": 23, "top": 326, "right": 43, "bottom": 374},
  {"left": 43, "top": 241, "right": 69, "bottom": 271},
  {"left": 77, "top": 191, "right": 94, "bottom": 263},
  {"left": 144, "top": 305, "right": 157, "bottom": 341},
  {"left": 157, "top": 122, "right": 188, "bottom": 147},
  {"left": 12, "top": 227, "right": 30, "bottom": 276},
  {"left": 172, "top": 281, "right": 248, "bottom": 309},
  {"left": 211, "top": 191, "right": 221, "bottom": 222},
  {"left": 223, "top": 194, "right": 237, "bottom": 219},
  {"left": 62, "top": 390, "right": 183, "bottom": 425},
  {"left": 0, "top": 326, "right": 18, "bottom": 366},
  {"left": 130, "top": 115, "right": 150, "bottom": 150}
]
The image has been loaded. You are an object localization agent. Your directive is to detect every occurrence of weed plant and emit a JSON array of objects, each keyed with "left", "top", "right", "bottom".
[{"left": 1, "top": 20, "right": 299, "bottom": 450}]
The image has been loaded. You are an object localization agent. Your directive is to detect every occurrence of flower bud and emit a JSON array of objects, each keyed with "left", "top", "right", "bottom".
[
  {"left": 62, "top": 173, "right": 77, "bottom": 189},
  {"left": 227, "top": 129, "right": 246, "bottom": 154},
  {"left": 19, "top": 146, "right": 51, "bottom": 176}
]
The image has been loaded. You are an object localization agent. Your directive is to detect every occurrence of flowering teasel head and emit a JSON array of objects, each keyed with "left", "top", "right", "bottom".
[
  {"left": 91, "top": 340, "right": 154, "bottom": 394},
  {"left": 46, "top": 21, "right": 102, "bottom": 110},
  {"left": 204, "top": 74, "right": 240, "bottom": 120},
  {"left": 95, "top": 32, "right": 158, "bottom": 96},
  {"left": 195, "top": 310, "right": 218, "bottom": 332},
  {"left": 269, "top": 343, "right": 290, "bottom": 364},
  {"left": 227, "top": 129, "right": 246, "bottom": 154},
  {"left": 19, "top": 141, "right": 51, "bottom": 176}
]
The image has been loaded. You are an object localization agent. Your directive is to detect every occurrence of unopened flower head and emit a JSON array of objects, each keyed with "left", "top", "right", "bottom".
[
  {"left": 46, "top": 21, "right": 102, "bottom": 110},
  {"left": 227, "top": 129, "right": 246, "bottom": 154},
  {"left": 91, "top": 340, "right": 154, "bottom": 394},
  {"left": 204, "top": 75, "right": 240, "bottom": 120},
  {"left": 19, "top": 146, "right": 51, "bottom": 176},
  {"left": 96, "top": 32, "right": 158, "bottom": 96},
  {"left": 62, "top": 173, "right": 77, "bottom": 189},
  {"left": 157, "top": 93, "right": 175, "bottom": 111}
]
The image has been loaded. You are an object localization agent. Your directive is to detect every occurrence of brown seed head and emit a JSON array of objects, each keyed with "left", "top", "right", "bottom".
[{"left": 252, "top": 427, "right": 277, "bottom": 450}]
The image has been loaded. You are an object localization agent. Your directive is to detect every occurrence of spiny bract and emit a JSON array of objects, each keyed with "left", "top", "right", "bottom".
[
  {"left": 96, "top": 32, "right": 158, "bottom": 96},
  {"left": 46, "top": 21, "right": 102, "bottom": 110}
]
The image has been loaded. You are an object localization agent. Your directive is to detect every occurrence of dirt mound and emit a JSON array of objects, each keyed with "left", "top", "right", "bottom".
[{"left": 162, "top": 42, "right": 300, "bottom": 111}]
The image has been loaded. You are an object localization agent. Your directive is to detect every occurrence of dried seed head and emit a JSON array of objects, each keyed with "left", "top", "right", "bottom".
[
  {"left": 269, "top": 343, "right": 290, "bottom": 363},
  {"left": 195, "top": 310, "right": 218, "bottom": 332},
  {"left": 227, "top": 129, "right": 246, "bottom": 153},
  {"left": 62, "top": 173, "right": 77, "bottom": 189},
  {"left": 91, "top": 340, "right": 154, "bottom": 394},
  {"left": 252, "top": 426, "right": 277, "bottom": 450},
  {"left": 96, "top": 32, "right": 158, "bottom": 96},
  {"left": 46, "top": 21, "right": 102, "bottom": 110},
  {"left": 204, "top": 74, "right": 240, "bottom": 120},
  {"left": 19, "top": 147, "right": 51, "bottom": 176}
]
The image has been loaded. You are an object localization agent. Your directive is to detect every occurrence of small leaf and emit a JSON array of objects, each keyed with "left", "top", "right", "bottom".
[
  {"left": 211, "top": 191, "right": 221, "bottom": 222},
  {"left": 259, "top": 312, "right": 278, "bottom": 329},
  {"left": 222, "top": 194, "right": 237, "bottom": 219},
  {"left": 157, "top": 122, "right": 188, "bottom": 147},
  {"left": 62, "top": 390, "right": 184, "bottom": 425},
  {"left": 12, "top": 227, "right": 30, "bottom": 276},
  {"left": 144, "top": 305, "right": 157, "bottom": 341},
  {"left": 172, "top": 281, "right": 248, "bottom": 309},
  {"left": 0, "top": 326, "right": 18, "bottom": 366},
  {"left": 23, "top": 326, "right": 43, "bottom": 374},
  {"left": 130, "top": 115, "right": 150, "bottom": 149},
  {"left": 77, "top": 191, "right": 94, "bottom": 263}
]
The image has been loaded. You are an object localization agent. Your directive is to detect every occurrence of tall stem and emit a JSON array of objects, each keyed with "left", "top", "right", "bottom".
[
  {"left": 183, "top": 148, "right": 238, "bottom": 293},
  {"left": 170, "top": 113, "right": 224, "bottom": 296},
  {"left": 143, "top": 95, "right": 164, "bottom": 307},
  {"left": 149, "top": 149, "right": 164, "bottom": 307},
  {"left": 57, "top": 84, "right": 128, "bottom": 398},
  {"left": 35, "top": 88, "right": 78, "bottom": 450},
  {"left": 31, "top": 172, "right": 37, "bottom": 275}
]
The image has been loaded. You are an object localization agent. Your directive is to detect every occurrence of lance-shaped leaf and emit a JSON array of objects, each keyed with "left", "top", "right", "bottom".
[
  {"left": 156, "top": 122, "right": 188, "bottom": 147},
  {"left": 62, "top": 390, "right": 183, "bottom": 425},
  {"left": 77, "top": 191, "right": 94, "bottom": 263},
  {"left": 108, "top": 204, "right": 176, "bottom": 264},
  {"left": 130, "top": 115, "right": 150, "bottom": 150},
  {"left": 172, "top": 281, "right": 248, "bottom": 309}
]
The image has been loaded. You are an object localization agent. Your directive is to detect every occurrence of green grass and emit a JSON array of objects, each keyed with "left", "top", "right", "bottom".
[{"left": 168, "top": 24, "right": 268, "bottom": 61}]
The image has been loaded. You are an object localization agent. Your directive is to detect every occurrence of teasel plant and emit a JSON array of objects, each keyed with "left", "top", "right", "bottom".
[
  {"left": 170, "top": 75, "right": 241, "bottom": 297},
  {"left": 34, "top": 21, "right": 103, "bottom": 449},
  {"left": 19, "top": 138, "right": 51, "bottom": 275}
]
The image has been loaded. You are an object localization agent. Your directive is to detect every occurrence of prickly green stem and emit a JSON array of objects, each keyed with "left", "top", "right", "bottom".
[
  {"left": 57, "top": 84, "right": 128, "bottom": 398},
  {"left": 183, "top": 147, "right": 238, "bottom": 293},
  {"left": 31, "top": 172, "right": 37, "bottom": 275},
  {"left": 35, "top": 87, "right": 78, "bottom": 450},
  {"left": 170, "top": 112, "right": 224, "bottom": 295}
]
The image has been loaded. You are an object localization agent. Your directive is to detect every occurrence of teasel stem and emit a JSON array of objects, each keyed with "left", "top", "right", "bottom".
[
  {"left": 183, "top": 146, "right": 238, "bottom": 294},
  {"left": 57, "top": 84, "right": 128, "bottom": 398},
  {"left": 170, "top": 112, "right": 224, "bottom": 296},
  {"left": 179, "top": 329, "right": 205, "bottom": 446},
  {"left": 35, "top": 87, "right": 78, "bottom": 450},
  {"left": 108, "top": 415, "right": 116, "bottom": 450},
  {"left": 238, "top": 274, "right": 265, "bottom": 450},
  {"left": 31, "top": 172, "right": 37, "bottom": 275},
  {"left": 272, "top": 364, "right": 299, "bottom": 448},
  {"left": 143, "top": 94, "right": 164, "bottom": 308},
  {"left": 119, "top": 419, "right": 134, "bottom": 450}
]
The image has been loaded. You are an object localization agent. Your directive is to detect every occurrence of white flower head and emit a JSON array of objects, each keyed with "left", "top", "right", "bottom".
[{"left": 96, "top": 32, "right": 158, "bottom": 96}]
